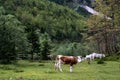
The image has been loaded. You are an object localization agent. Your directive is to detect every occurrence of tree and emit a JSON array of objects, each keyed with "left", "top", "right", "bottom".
[
  {"left": 40, "top": 33, "right": 51, "bottom": 60},
  {"left": 87, "top": 0, "right": 120, "bottom": 55},
  {"left": 26, "top": 25, "right": 40, "bottom": 60},
  {"left": 0, "top": 6, "right": 28, "bottom": 63}
]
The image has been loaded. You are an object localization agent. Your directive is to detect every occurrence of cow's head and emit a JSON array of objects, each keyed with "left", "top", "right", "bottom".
[{"left": 77, "top": 56, "right": 82, "bottom": 62}]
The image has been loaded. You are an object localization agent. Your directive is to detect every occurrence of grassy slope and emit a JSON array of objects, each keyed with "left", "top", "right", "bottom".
[{"left": 0, "top": 60, "right": 120, "bottom": 80}]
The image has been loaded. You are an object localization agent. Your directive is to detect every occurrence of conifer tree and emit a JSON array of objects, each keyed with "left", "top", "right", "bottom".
[{"left": 0, "top": 7, "right": 28, "bottom": 63}]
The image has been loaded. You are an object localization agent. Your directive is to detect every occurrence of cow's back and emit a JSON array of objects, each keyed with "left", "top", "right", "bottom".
[{"left": 60, "top": 56, "right": 78, "bottom": 65}]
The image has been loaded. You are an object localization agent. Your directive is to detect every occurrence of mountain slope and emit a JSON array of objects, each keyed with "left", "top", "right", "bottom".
[
  {"left": 49, "top": 0, "right": 111, "bottom": 19},
  {"left": 1, "top": 0, "right": 86, "bottom": 42},
  {"left": 49, "top": 0, "right": 96, "bottom": 17}
]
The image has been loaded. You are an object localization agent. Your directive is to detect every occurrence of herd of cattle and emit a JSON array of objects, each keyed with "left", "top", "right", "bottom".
[{"left": 54, "top": 53, "right": 105, "bottom": 72}]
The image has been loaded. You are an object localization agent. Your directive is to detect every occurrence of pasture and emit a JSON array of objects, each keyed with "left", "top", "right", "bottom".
[{"left": 0, "top": 60, "right": 120, "bottom": 80}]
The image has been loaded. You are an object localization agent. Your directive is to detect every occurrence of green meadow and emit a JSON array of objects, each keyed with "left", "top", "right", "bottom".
[{"left": 0, "top": 60, "right": 120, "bottom": 80}]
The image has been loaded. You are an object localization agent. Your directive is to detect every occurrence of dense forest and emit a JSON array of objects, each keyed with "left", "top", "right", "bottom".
[{"left": 0, "top": 0, "right": 120, "bottom": 63}]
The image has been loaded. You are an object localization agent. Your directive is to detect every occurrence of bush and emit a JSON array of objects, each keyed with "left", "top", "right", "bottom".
[
  {"left": 53, "top": 42, "right": 93, "bottom": 56},
  {"left": 97, "top": 59, "right": 105, "bottom": 64},
  {"left": 105, "top": 55, "right": 120, "bottom": 61}
]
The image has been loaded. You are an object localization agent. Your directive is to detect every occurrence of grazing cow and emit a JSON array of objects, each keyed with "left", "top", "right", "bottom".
[
  {"left": 85, "top": 53, "right": 105, "bottom": 64},
  {"left": 86, "top": 53, "right": 105, "bottom": 60},
  {"left": 85, "top": 53, "right": 96, "bottom": 61},
  {"left": 94, "top": 53, "right": 105, "bottom": 59},
  {"left": 85, "top": 54, "right": 93, "bottom": 64},
  {"left": 54, "top": 55, "right": 83, "bottom": 72}
]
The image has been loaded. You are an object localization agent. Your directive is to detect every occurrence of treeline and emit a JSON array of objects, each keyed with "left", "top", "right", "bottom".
[{"left": 0, "top": 0, "right": 87, "bottom": 63}]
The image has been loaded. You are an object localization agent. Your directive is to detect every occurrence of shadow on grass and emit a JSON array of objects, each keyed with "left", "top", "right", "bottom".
[{"left": 38, "top": 63, "right": 45, "bottom": 66}]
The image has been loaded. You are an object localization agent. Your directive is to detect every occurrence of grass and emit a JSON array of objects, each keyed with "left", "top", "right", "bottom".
[{"left": 0, "top": 60, "right": 120, "bottom": 80}]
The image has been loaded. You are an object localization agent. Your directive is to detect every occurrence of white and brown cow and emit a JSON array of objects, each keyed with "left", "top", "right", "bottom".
[{"left": 54, "top": 55, "right": 83, "bottom": 72}]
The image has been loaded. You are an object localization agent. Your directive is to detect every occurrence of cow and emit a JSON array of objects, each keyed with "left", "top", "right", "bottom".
[
  {"left": 54, "top": 55, "right": 84, "bottom": 72},
  {"left": 94, "top": 53, "right": 105, "bottom": 59},
  {"left": 85, "top": 53, "right": 105, "bottom": 64},
  {"left": 85, "top": 53, "right": 96, "bottom": 61}
]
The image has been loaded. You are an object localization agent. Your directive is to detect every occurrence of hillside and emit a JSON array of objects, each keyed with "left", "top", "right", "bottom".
[
  {"left": 0, "top": 0, "right": 89, "bottom": 62},
  {"left": 49, "top": 0, "right": 95, "bottom": 17},
  {"left": 1, "top": 0, "right": 86, "bottom": 42}
]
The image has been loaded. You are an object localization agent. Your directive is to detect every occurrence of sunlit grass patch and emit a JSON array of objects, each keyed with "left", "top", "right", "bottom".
[{"left": 44, "top": 69, "right": 56, "bottom": 74}]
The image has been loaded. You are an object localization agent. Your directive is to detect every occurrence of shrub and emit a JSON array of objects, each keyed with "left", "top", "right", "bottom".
[
  {"left": 53, "top": 42, "right": 93, "bottom": 56},
  {"left": 105, "top": 55, "right": 120, "bottom": 61},
  {"left": 97, "top": 59, "right": 105, "bottom": 64}
]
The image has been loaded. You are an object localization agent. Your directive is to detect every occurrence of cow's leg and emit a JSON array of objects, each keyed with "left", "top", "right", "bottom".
[
  {"left": 91, "top": 56, "right": 94, "bottom": 61},
  {"left": 87, "top": 58, "right": 90, "bottom": 64},
  {"left": 100, "top": 55, "right": 102, "bottom": 59},
  {"left": 70, "top": 64, "right": 73, "bottom": 72},
  {"left": 55, "top": 62, "right": 59, "bottom": 70},
  {"left": 92, "top": 56, "right": 95, "bottom": 60},
  {"left": 58, "top": 59, "right": 63, "bottom": 72},
  {"left": 70, "top": 66, "right": 73, "bottom": 72}
]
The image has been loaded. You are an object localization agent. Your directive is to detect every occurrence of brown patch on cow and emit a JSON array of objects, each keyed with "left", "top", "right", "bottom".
[{"left": 60, "top": 56, "right": 78, "bottom": 66}]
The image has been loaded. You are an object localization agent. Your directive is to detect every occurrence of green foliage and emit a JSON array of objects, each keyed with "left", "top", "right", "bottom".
[
  {"left": 0, "top": 6, "right": 5, "bottom": 14},
  {"left": 40, "top": 33, "right": 52, "bottom": 60},
  {"left": 49, "top": 0, "right": 73, "bottom": 5},
  {"left": 87, "top": 0, "right": 120, "bottom": 55},
  {"left": 2, "top": 0, "right": 86, "bottom": 42},
  {"left": 0, "top": 7, "right": 28, "bottom": 63},
  {"left": 0, "top": 0, "right": 87, "bottom": 60},
  {"left": 105, "top": 55, "right": 120, "bottom": 61},
  {"left": 97, "top": 59, "right": 105, "bottom": 64},
  {"left": 53, "top": 42, "right": 92, "bottom": 56},
  {"left": 78, "top": 7, "right": 91, "bottom": 17},
  {"left": 49, "top": 0, "right": 93, "bottom": 17}
]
